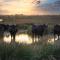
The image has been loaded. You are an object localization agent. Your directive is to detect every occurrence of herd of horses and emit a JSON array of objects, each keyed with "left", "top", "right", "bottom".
[
  {"left": 0, "top": 24, "right": 60, "bottom": 43},
  {"left": 0, "top": 24, "right": 17, "bottom": 42}
]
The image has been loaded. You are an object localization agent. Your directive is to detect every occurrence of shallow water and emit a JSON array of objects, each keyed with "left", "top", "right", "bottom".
[{"left": 3, "top": 32, "right": 58, "bottom": 44}]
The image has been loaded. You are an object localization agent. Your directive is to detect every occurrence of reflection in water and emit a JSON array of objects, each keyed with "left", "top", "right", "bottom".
[
  {"left": 48, "top": 38, "right": 54, "bottom": 44},
  {"left": 16, "top": 34, "right": 32, "bottom": 44},
  {"left": 4, "top": 32, "right": 32, "bottom": 44},
  {"left": 4, "top": 36, "right": 11, "bottom": 43},
  {"left": 48, "top": 35, "right": 58, "bottom": 44},
  {"left": 4, "top": 32, "right": 11, "bottom": 43},
  {"left": 3, "top": 32, "right": 58, "bottom": 44}
]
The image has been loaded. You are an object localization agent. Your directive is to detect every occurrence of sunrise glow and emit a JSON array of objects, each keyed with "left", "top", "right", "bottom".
[{"left": 0, "top": 0, "right": 58, "bottom": 15}]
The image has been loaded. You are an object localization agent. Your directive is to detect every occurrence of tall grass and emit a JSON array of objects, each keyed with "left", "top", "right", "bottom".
[
  {"left": 0, "top": 43, "right": 33, "bottom": 60},
  {"left": 0, "top": 42, "right": 60, "bottom": 60}
]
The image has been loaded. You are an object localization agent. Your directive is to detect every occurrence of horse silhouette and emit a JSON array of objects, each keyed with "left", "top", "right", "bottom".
[
  {"left": 32, "top": 24, "right": 48, "bottom": 43},
  {"left": 54, "top": 25, "right": 60, "bottom": 40},
  {"left": 0, "top": 24, "right": 5, "bottom": 42},
  {"left": 9, "top": 25, "right": 18, "bottom": 43}
]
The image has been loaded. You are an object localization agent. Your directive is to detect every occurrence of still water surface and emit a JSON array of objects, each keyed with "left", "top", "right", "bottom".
[{"left": 3, "top": 32, "right": 58, "bottom": 44}]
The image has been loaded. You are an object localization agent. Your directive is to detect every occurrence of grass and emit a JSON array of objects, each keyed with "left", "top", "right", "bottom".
[
  {"left": 0, "top": 43, "right": 33, "bottom": 60},
  {"left": 0, "top": 42, "right": 60, "bottom": 60}
]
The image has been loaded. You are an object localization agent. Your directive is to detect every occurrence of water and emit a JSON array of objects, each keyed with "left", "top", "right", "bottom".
[
  {"left": 3, "top": 32, "right": 32, "bottom": 44},
  {"left": 3, "top": 32, "right": 58, "bottom": 44}
]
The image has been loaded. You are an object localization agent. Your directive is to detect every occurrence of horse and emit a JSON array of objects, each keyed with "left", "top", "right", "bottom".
[
  {"left": 54, "top": 25, "right": 60, "bottom": 40},
  {"left": 32, "top": 24, "right": 48, "bottom": 43}
]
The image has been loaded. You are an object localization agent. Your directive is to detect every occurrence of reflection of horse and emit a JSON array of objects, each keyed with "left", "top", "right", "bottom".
[
  {"left": 54, "top": 25, "right": 60, "bottom": 40},
  {"left": 32, "top": 24, "right": 48, "bottom": 43}
]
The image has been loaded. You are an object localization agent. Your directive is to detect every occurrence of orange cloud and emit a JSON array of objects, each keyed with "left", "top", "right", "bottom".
[{"left": 0, "top": 0, "right": 49, "bottom": 15}]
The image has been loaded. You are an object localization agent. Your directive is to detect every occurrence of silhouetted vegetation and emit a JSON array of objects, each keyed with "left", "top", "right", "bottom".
[{"left": 0, "top": 42, "right": 60, "bottom": 60}]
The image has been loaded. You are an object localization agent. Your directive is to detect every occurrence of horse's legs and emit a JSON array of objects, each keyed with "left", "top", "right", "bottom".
[{"left": 58, "top": 35, "right": 59, "bottom": 40}]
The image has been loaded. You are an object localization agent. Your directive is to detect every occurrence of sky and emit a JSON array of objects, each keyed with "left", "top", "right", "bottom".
[{"left": 0, "top": 0, "right": 60, "bottom": 15}]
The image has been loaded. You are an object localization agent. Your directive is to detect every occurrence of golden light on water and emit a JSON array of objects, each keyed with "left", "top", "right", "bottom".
[
  {"left": 4, "top": 33, "right": 32, "bottom": 44},
  {"left": 3, "top": 32, "right": 58, "bottom": 44},
  {"left": 16, "top": 34, "right": 32, "bottom": 44},
  {"left": 4, "top": 36, "right": 11, "bottom": 43},
  {"left": 48, "top": 36, "right": 58, "bottom": 44},
  {"left": 48, "top": 38, "right": 54, "bottom": 44},
  {"left": 0, "top": 19, "right": 3, "bottom": 22},
  {"left": 4, "top": 32, "right": 11, "bottom": 43}
]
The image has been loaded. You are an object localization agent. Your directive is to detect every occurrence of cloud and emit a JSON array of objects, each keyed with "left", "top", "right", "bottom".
[
  {"left": 36, "top": 0, "right": 60, "bottom": 15},
  {"left": 0, "top": 0, "right": 60, "bottom": 15},
  {"left": 45, "top": 0, "right": 60, "bottom": 14},
  {"left": 0, "top": 0, "right": 48, "bottom": 15}
]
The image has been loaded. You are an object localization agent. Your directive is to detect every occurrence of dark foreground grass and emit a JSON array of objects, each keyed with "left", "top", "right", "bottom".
[{"left": 0, "top": 42, "right": 60, "bottom": 60}]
